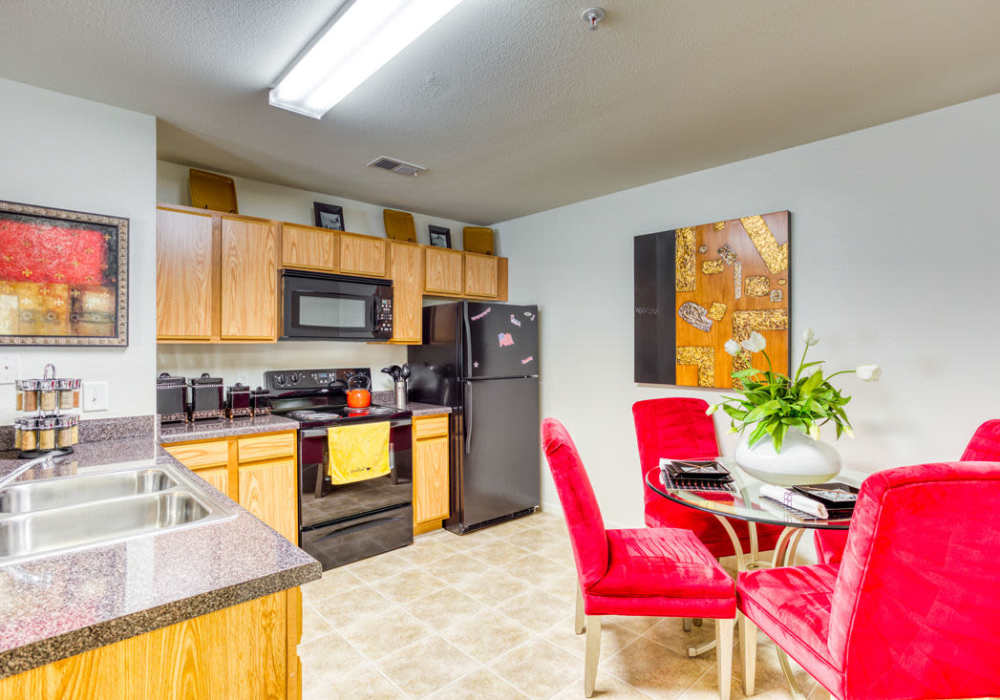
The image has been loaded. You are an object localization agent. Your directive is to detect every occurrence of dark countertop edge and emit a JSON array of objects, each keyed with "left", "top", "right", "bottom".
[
  {"left": 0, "top": 559, "right": 321, "bottom": 680},
  {"left": 157, "top": 415, "right": 300, "bottom": 444}
]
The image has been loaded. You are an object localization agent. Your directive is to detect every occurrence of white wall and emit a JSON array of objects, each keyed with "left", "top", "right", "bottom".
[
  {"left": 0, "top": 78, "right": 156, "bottom": 425},
  {"left": 497, "top": 93, "right": 1000, "bottom": 527},
  {"left": 156, "top": 161, "right": 479, "bottom": 391}
]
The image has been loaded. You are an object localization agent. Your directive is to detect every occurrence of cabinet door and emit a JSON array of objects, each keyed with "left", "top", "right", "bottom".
[
  {"left": 157, "top": 208, "right": 215, "bottom": 340},
  {"left": 464, "top": 253, "right": 498, "bottom": 298},
  {"left": 238, "top": 457, "right": 298, "bottom": 543},
  {"left": 413, "top": 435, "right": 450, "bottom": 523},
  {"left": 339, "top": 233, "right": 387, "bottom": 277},
  {"left": 220, "top": 217, "right": 278, "bottom": 340},
  {"left": 424, "top": 248, "right": 464, "bottom": 295},
  {"left": 196, "top": 466, "right": 230, "bottom": 497},
  {"left": 282, "top": 223, "right": 338, "bottom": 272},
  {"left": 389, "top": 241, "right": 424, "bottom": 343},
  {"left": 163, "top": 440, "right": 229, "bottom": 469}
]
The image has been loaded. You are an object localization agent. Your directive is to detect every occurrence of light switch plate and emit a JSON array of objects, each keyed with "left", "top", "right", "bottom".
[
  {"left": 0, "top": 354, "right": 19, "bottom": 385},
  {"left": 83, "top": 381, "right": 109, "bottom": 412}
]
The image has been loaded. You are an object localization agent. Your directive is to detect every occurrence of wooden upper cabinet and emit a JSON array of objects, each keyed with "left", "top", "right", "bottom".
[
  {"left": 464, "top": 253, "right": 498, "bottom": 298},
  {"left": 281, "top": 223, "right": 338, "bottom": 272},
  {"left": 156, "top": 208, "right": 215, "bottom": 340},
  {"left": 339, "top": 232, "right": 387, "bottom": 277},
  {"left": 389, "top": 241, "right": 424, "bottom": 344},
  {"left": 220, "top": 216, "right": 278, "bottom": 341},
  {"left": 424, "top": 248, "right": 464, "bottom": 295}
]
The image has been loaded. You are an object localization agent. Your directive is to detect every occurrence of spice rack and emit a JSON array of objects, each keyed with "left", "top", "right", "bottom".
[{"left": 13, "top": 363, "right": 81, "bottom": 458}]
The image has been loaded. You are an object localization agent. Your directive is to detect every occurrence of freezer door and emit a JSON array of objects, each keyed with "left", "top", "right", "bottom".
[
  {"left": 464, "top": 302, "right": 539, "bottom": 379},
  {"left": 458, "top": 377, "right": 540, "bottom": 528}
]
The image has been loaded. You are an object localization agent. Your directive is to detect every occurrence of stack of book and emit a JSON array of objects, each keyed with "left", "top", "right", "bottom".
[{"left": 659, "top": 459, "right": 734, "bottom": 492}]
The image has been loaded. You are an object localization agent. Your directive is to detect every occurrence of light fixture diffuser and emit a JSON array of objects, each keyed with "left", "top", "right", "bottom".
[{"left": 270, "top": 0, "right": 466, "bottom": 118}]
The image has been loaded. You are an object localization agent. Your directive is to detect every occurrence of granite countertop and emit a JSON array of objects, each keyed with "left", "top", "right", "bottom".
[
  {"left": 0, "top": 438, "right": 320, "bottom": 678},
  {"left": 157, "top": 413, "right": 300, "bottom": 444}
]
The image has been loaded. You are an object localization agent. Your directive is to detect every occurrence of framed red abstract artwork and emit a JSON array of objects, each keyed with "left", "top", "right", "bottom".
[{"left": 0, "top": 200, "right": 128, "bottom": 346}]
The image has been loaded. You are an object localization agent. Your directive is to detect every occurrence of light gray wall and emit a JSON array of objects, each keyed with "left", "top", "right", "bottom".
[
  {"left": 156, "top": 161, "right": 479, "bottom": 391},
  {"left": 497, "top": 93, "right": 1000, "bottom": 527},
  {"left": 0, "top": 78, "right": 156, "bottom": 425}
]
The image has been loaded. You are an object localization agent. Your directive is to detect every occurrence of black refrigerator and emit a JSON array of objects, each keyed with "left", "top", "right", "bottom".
[{"left": 408, "top": 301, "right": 540, "bottom": 533}]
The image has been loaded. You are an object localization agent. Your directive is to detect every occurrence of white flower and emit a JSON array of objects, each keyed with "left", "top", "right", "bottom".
[
  {"left": 802, "top": 328, "right": 819, "bottom": 346},
  {"left": 856, "top": 364, "right": 882, "bottom": 382},
  {"left": 741, "top": 331, "right": 766, "bottom": 353},
  {"left": 724, "top": 339, "right": 741, "bottom": 357}
]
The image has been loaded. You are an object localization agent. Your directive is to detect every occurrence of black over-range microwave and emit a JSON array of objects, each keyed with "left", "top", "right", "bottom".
[{"left": 281, "top": 270, "right": 393, "bottom": 341}]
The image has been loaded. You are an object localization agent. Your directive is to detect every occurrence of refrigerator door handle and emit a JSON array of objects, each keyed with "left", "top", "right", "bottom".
[
  {"left": 463, "top": 304, "right": 473, "bottom": 379},
  {"left": 464, "top": 380, "right": 473, "bottom": 455}
]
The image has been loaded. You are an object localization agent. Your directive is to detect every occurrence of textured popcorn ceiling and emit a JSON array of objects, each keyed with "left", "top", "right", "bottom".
[{"left": 1, "top": 0, "right": 999, "bottom": 224}]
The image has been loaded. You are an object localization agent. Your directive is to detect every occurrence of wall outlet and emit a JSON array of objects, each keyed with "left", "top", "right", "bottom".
[
  {"left": 0, "top": 354, "right": 19, "bottom": 385},
  {"left": 83, "top": 381, "right": 109, "bottom": 412}
]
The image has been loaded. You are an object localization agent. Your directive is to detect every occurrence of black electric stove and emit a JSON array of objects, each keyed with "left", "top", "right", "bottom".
[{"left": 265, "top": 367, "right": 413, "bottom": 570}]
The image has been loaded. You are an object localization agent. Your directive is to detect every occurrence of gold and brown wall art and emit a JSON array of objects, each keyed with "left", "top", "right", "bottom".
[{"left": 634, "top": 210, "right": 789, "bottom": 389}]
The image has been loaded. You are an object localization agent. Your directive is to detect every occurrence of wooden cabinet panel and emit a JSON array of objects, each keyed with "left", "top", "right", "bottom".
[
  {"left": 0, "top": 591, "right": 295, "bottom": 700},
  {"left": 413, "top": 414, "right": 449, "bottom": 440},
  {"left": 339, "top": 232, "right": 386, "bottom": 277},
  {"left": 163, "top": 440, "right": 229, "bottom": 469},
  {"left": 194, "top": 466, "right": 229, "bottom": 497},
  {"left": 238, "top": 458, "right": 298, "bottom": 543},
  {"left": 413, "top": 435, "right": 450, "bottom": 524},
  {"left": 238, "top": 431, "right": 296, "bottom": 463},
  {"left": 424, "top": 248, "right": 464, "bottom": 295},
  {"left": 282, "top": 223, "right": 338, "bottom": 272},
  {"left": 389, "top": 241, "right": 424, "bottom": 343},
  {"left": 464, "top": 253, "right": 498, "bottom": 298},
  {"left": 156, "top": 208, "right": 215, "bottom": 339},
  {"left": 220, "top": 216, "right": 278, "bottom": 340}
]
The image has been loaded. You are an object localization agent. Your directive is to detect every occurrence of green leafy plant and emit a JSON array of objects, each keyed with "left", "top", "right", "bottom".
[{"left": 708, "top": 329, "right": 881, "bottom": 452}]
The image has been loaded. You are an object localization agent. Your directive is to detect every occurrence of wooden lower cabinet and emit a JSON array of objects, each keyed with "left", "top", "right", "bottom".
[
  {"left": 163, "top": 430, "right": 298, "bottom": 543},
  {"left": 412, "top": 414, "right": 450, "bottom": 531},
  {"left": 0, "top": 588, "right": 302, "bottom": 700}
]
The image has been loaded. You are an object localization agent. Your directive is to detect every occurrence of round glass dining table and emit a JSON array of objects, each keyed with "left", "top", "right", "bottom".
[{"left": 645, "top": 458, "right": 865, "bottom": 572}]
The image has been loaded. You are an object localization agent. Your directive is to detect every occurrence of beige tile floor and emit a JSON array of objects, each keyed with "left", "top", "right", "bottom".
[{"left": 300, "top": 511, "right": 824, "bottom": 700}]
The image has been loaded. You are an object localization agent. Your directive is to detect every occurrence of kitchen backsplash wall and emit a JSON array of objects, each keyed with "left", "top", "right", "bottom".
[{"left": 157, "top": 342, "right": 407, "bottom": 393}]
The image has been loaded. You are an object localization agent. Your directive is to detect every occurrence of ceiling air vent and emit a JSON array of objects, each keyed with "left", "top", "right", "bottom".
[{"left": 367, "top": 156, "right": 427, "bottom": 177}]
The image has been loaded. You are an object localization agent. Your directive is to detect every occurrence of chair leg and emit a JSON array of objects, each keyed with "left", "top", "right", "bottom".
[
  {"left": 716, "top": 617, "right": 734, "bottom": 700},
  {"left": 575, "top": 585, "right": 586, "bottom": 635},
  {"left": 584, "top": 615, "right": 602, "bottom": 698},
  {"left": 740, "top": 614, "right": 758, "bottom": 696}
]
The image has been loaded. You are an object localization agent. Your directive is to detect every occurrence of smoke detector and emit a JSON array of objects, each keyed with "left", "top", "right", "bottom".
[
  {"left": 582, "top": 7, "right": 606, "bottom": 30},
  {"left": 367, "top": 156, "right": 427, "bottom": 177}
]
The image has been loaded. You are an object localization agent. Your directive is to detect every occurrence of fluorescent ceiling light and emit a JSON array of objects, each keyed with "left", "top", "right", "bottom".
[{"left": 270, "top": 0, "right": 466, "bottom": 118}]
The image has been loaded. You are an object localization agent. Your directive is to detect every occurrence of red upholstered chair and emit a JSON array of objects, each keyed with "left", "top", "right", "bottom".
[
  {"left": 632, "top": 398, "right": 784, "bottom": 559},
  {"left": 814, "top": 418, "right": 1000, "bottom": 566},
  {"left": 738, "top": 461, "right": 1000, "bottom": 700},
  {"left": 542, "top": 418, "right": 737, "bottom": 699}
]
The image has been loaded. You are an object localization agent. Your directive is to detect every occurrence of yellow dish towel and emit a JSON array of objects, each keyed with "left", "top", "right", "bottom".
[{"left": 327, "top": 422, "right": 390, "bottom": 485}]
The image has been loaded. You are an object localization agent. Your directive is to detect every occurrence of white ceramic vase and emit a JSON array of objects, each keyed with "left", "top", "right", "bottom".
[{"left": 735, "top": 428, "right": 842, "bottom": 486}]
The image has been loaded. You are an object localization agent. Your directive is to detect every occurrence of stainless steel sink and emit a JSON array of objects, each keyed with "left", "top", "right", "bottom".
[
  {"left": 0, "top": 462, "right": 235, "bottom": 565},
  {"left": 0, "top": 468, "right": 177, "bottom": 514}
]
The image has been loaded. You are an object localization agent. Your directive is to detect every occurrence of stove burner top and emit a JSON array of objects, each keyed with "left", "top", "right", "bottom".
[{"left": 285, "top": 404, "right": 401, "bottom": 424}]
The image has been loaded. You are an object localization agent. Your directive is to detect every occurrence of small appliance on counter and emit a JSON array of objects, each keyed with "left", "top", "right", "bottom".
[
  {"left": 226, "top": 383, "right": 252, "bottom": 419},
  {"left": 188, "top": 373, "right": 225, "bottom": 421},
  {"left": 156, "top": 372, "right": 188, "bottom": 424},
  {"left": 251, "top": 386, "right": 272, "bottom": 416},
  {"left": 13, "top": 363, "right": 81, "bottom": 458}
]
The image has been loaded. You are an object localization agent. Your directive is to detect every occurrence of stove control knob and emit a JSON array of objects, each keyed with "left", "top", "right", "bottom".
[
  {"left": 274, "top": 374, "right": 286, "bottom": 386},
  {"left": 289, "top": 373, "right": 301, "bottom": 385}
]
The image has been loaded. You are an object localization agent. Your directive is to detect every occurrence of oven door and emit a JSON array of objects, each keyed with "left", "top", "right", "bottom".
[
  {"left": 298, "top": 419, "right": 413, "bottom": 529},
  {"left": 282, "top": 270, "right": 392, "bottom": 341}
]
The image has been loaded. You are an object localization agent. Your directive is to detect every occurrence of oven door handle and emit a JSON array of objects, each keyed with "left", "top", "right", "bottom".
[{"left": 300, "top": 418, "right": 411, "bottom": 439}]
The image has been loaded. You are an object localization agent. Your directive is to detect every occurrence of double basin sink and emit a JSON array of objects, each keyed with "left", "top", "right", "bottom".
[{"left": 0, "top": 461, "right": 234, "bottom": 565}]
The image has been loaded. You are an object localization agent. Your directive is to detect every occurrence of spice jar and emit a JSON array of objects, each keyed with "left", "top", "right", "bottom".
[
  {"left": 39, "top": 379, "right": 58, "bottom": 412},
  {"left": 18, "top": 417, "right": 39, "bottom": 452},
  {"left": 37, "top": 416, "right": 57, "bottom": 451},
  {"left": 56, "top": 414, "right": 79, "bottom": 449},
  {"left": 58, "top": 378, "right": 81, "bottom": 410},
  {"left": 17, "top": 379, "right": 39, "bottom": 412}
]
